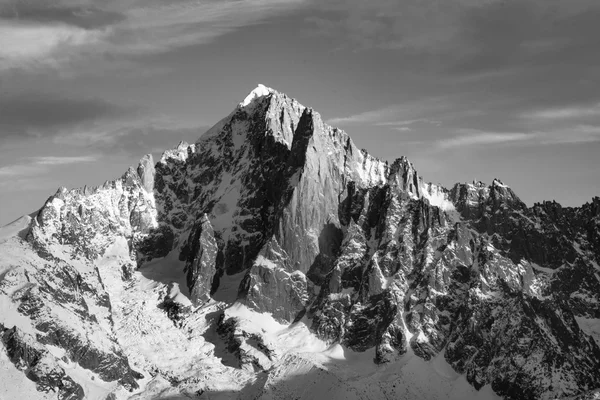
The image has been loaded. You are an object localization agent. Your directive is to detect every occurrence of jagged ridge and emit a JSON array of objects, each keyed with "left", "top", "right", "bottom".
[{"left": 1, "top": 84, "right": 599, "bottom": 399}]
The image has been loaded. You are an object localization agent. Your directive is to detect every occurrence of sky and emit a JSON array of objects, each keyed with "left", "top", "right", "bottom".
[{"left": 1, "top": 0, "right": 600, "bottom": 225}]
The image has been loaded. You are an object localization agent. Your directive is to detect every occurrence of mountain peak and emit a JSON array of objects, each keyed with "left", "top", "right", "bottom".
[
  {"left": 3, "top": 83, "right": 600, "bottom": 400},
  {"left": 239, "top": 83, "right": 275, "bottom": 107},
  {"left": 492, "top": 178, "right": 508, "bottom": 188}
]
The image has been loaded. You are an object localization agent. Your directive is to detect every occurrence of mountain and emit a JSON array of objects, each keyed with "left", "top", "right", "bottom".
[{"left": 1, "top": 84, "right": 599, "bottom": 400}]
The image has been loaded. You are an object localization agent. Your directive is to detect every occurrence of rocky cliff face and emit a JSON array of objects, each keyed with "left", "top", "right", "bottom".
[{"left": 1, "top": 84, "right": 599, "bottom": 400}]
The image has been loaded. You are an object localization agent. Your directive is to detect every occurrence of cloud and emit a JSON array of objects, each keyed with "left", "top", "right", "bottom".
[
  {"left": 376, "top": 119, "right": 442, "bottom": 127},
  {"left": 0, "top": 154, "right": 97, "bottom": 177},
  {"left": 0, "top": 0, "right": 304, "bottom": 73},
  {"left": 327, "top": 105, "right": 405, "bottom": 125},
  {"left": 305, "top": 0, "right": 467, "bottom": 52},
  {"left": 435, "top": 125, "right": 600, "bottom": 149},
  {"left": 453, "top": 0, "right": 600, "bottom": 74},
  {"left": 0, "top": 20, "right": 108, "bottom": 71},
  {"left": 0, "top": 2, "right": 126, "bottom": 29},
  {"left": 436, "top": 131, "right": 531, "bottom": 149},
  {"left": 51, "top": 118, "right": 208, "bottom": 156},
  {"left": 522, "top": 103, "right": 600, "bottom": 120},
  {"left": 327, "top": 96, "right": 455, "bottom": 126},
  {"left": 538, "top": 125, "right": 600, "bottom": 145},
  {"left": 307, "top": 0, "right": 600, "bottom": 135},
  {"left": 0, "top": 164, "right": 42, "bottom": 177},
  {"left": 305, "top": 0, "right": 600, "bottom": 68},
  {"left": 32, "top": 155, "right": 99, "bottom": 165}
]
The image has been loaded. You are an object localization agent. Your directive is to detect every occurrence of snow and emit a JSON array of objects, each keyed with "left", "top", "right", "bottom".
[
  {"left": 240, "top": 84, "right": 274, "bottom": 107},
  {"left": 160, "top": 141, "right": 193, "bottom": 164},
  {"left": 255, "top": 255, "right": 279, "bottom": 270},
  {"left": 0, "top": 292, "right": 37, "bottom": 335},
  {"left": 230, "top": 119, "right": 250, "bottom": 151},
  {"left": 137, "top": 248, "right": 190, "bottom": 305},
  {"left": 492, "top": 179, "right": 508, "bottom": 188},
  {"left": 226, "top": 303, "right": 329, "bottom": 355},
  {"left": 530, "top": 262, "right": 557, "bottom": 274},
  {"left": 572, "top": 241, "right": 585, "bottom": 256},
  {"left": 258, "top": 334, "right": 502, "bottom": 400},
  {"left": 421, "top": 182, "right": 456, "bottom": 212},
  {"left": 0, "top": 215, "right": 32, "bottom": 244},
  {"left": 0, "top": 344, "right": 53, "bottom": 400},
  {"left": 59, "top": 359, "right": 120, "bottom": 400},
  {"left": 4, "top": 83, "right": 590, "bottom": 400},
  {"left": 432, "top": 351, "right": 459, "bottom": 379},
  {"left": 0, "top": 237, "right": 131, "bottom": 398},
  {"left": 96, "top": 237, "right": 252, "bottom": 399},
  {"left": 575, "top": 316, "right": 600, "bottom": 347},
  {"left": 211, "top": 271, "right": 247, "bottom": 304},
  {"left": 352, "top": 150, "right": 388, "bottom": 187},
  {"left": 219, "top": 303, "right": 502, "bottom": 400}
]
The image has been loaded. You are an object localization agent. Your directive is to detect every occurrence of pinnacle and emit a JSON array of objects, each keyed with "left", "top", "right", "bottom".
[{"left": 239, "top": 84, "right": 275, "bottom": 107}]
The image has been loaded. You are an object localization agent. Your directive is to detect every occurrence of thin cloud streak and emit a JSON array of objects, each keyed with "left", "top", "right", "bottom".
[
  {"left": 0, "top": 155, "right": 98, "bottom": 177},
  {"left": 327, "top": 105, "right": 406, "bottom": 125},
  {"left": 327, "top": 96, "right": 450, "bottom": 126},
  {"left": 522, "top": 104, "right": 600, "bottom": 120},
  {"left": 33, "top": 155, "right": 99, "bottom": 165},
  {"left": 436, "top": 131, "right": 530, "bottom": 149},
  {"left": 376, "top": 119, "right": 441, "bottom": 127},
  {"left": 436, "top": 125, "right": 600, "bottom": 149},
  {"left": 0, "top": 164, "right": 43, "bottom": 178}
]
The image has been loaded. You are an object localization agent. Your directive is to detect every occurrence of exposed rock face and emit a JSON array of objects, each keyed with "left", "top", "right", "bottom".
[
  {"left": 240, "top": 237, "right": 311, "bottom": 323},
  {"left": 0, "top": 239, "right": 142, "bottom": 395},
  {"left": 1, "top": 325, "right": 85, "bottom": 400},
  {"left": 184, "top": 214, "right": 218, "bottom": 305},
  {"left": 30, "top": 155, "right": 158, "bottom": 261},
  {"left": 1, "top": 84, "right": 599, "bottom": 399}
]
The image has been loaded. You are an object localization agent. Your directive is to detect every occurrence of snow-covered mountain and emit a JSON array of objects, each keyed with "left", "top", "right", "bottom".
[{"left": 1, "top": 84, "right": 600, "bottom": 400}]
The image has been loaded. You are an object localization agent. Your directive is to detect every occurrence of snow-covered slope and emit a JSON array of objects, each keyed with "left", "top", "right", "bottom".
[{"left": 1, "top": 85, "right": 600, "bottom": 400}]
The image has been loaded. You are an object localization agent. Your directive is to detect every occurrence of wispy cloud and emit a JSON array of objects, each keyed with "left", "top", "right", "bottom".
[
  {"left": 522, "top": 103, "right": 600, "bottom": 120},
  {"left": 0, "top": 20, "right": 108, "bottom": 72},
  {"left": 50, "top": 118, "right": 207, "bottom": 156},
  {"left": 327, "top": 105, "right": 405, "bottom": 125},
  {"left": 436, "top": 131, "right": 530, "bottom": 149},
  {"left": 436, "top": 125, "right": 600, "bottom": 149},
  {"left": 33, "top": 155, "right": 99, "bottom": 165},
  {"left": 305, "top": 0, "right": 466, "bottom": 52},
  {"left": 327, "top": 96, "right": 451, "bottom": 126},
  {"left": 539, "top": 125, "right": 600, "bottom": 145},
  {"left": 0, "top": 0, "right": 304, "bottom": 74},
  {"left": 0, "top": 164, "right": 43, "bottom": 178},
  {"left": 376, "top": 119, "right": 441, "bottom": 127},
  {"left": 0, "top": 155, "right": 98, "bottom": 177}
]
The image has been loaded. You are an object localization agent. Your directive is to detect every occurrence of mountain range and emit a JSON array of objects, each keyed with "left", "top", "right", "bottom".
[{"left": 1, "top": 84, "right": 599, "bottom": 400}]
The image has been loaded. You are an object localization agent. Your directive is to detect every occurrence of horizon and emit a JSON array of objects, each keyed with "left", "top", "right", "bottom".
[{"left": 1, "top": 0, "right": 600, "bottom": 224}]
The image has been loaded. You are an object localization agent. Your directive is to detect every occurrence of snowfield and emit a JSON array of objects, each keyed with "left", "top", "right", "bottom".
[{"left": 1, "top": 229, "right": 500, "bottom": 400}]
